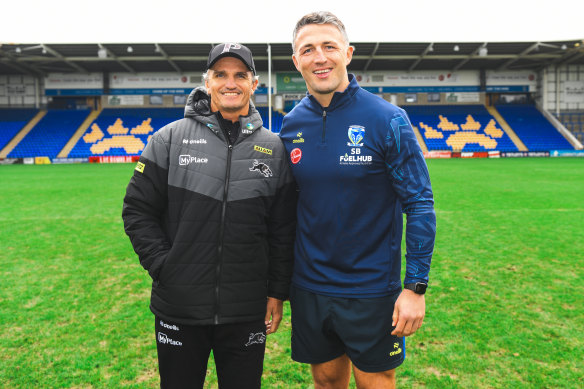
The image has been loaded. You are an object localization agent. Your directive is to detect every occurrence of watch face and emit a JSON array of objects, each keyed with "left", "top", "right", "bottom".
[
  {"left": 406, "top": 282, "right": 427, "bottom": 294},
  {"left": 415, "top": 283, "right": 427, "bottom": 294}
]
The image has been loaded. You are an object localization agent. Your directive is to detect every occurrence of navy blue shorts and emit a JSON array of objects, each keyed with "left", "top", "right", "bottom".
[{"left": 289, "top": 286, "right": 405, "bottom": 373}]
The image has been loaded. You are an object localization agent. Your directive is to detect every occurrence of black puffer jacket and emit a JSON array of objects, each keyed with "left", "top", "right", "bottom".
[{"left": 122, "top": 87, "right": 296, "bottom": 325}]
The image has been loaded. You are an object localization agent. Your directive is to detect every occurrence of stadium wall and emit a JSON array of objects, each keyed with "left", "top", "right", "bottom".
[
  {"left": 542, "top": 64, "right": 584, "bottom": 112},
  {"left": 0, "top": 67, "right": 580, "bottom": 112},
  {"left": 100, "top": 94, "right": 188, "bottom": 109},
  {"left": 0, "top": 75, "right": 44, "bottom": 107}
]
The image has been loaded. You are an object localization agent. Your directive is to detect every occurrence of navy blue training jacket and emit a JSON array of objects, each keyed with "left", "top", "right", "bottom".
[{"left": 280, "top": 74, "right": 436, "bottom": 298}]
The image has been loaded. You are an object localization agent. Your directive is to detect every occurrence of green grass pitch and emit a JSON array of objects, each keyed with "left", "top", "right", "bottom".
[{"left": 0, "top": 158, "right": 582, "bottom": 388}]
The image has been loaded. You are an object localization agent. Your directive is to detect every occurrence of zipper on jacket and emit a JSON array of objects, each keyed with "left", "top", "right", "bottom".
[
  {"left": 321, "top": 109, "right": 327, "bottom": 143},
  {"left": 215, "top": 143, "right": 233, "bottom": 324}
]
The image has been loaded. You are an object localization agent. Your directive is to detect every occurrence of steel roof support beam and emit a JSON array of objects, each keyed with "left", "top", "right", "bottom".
[
  {"left": 155, "top": 43, "right": 182, "bottom": 74},
  {"left": 363, "top": 42, "right": 380, "bottom": 72},
  {"left": 98, "top": 43, "right": 135, "bottom": 73},
  {"left": 497, "top": 42, "right": 540, "bottom": 71},
  {"left": 0, "top": 49, "right": 44, "bottom": 76},
  {"left": 41, "top": 44, "right": 88, "bottom": 73},
  {"left": 5, "top": 53, "right": 566, "bottom": 63},
  {"left": 453, "top": 42, "right": 487, "bottom": 71},
  {"left": 409, "top": 43, "right": 434, "bottom": 71},
  {"left": 553, "top": 46, "right": 584, "bottom": 66}
]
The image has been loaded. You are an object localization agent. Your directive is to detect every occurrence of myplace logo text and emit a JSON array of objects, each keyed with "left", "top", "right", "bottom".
[
  {"left": 158, "top": 332, "right": 182, "bottom": 346},
  {"left": 179, "top": 155, "right": 208, "bottom": 166}
]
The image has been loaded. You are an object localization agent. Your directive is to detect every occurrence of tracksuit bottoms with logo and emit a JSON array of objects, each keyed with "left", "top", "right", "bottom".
[{"left": 155, "top": 317, "right": 267, "bottom": 389}]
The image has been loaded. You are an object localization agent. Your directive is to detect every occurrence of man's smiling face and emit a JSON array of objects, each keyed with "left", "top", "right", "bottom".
[
  {"left": 205, "top": 56, "right": 258, "bottom": 120},
  {"left": 292, "top": 23, "right": 354, "bottom": 106}
]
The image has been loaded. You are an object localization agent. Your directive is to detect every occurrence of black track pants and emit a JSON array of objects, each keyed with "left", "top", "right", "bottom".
[{"left": 155, "top": 316, "right": 267, "bottom": 389}]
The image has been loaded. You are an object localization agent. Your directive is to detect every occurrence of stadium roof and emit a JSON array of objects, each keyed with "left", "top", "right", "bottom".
[{"left": 1, "top": 40, "right": 583, "bottom": 77}]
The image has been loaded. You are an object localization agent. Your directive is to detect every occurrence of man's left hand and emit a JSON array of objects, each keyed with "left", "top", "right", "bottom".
[
  {"left": 265, "top": 297, "right": 284, "bottom": 335},
  {"left": 391, "top": 289, "right": 425, "bottom": 337}
]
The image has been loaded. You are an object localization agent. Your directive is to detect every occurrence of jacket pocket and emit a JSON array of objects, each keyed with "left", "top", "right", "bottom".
[{"left": 149, "top": 252, "right": 169, "bottom": 281}]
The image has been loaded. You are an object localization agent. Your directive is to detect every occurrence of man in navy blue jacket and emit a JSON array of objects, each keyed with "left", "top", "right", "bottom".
[{"left": 279, "top": 11, "right": 437, "bottom": 389}]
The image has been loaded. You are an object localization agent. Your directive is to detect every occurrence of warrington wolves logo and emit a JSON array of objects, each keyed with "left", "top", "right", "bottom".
[
  {"left": 249, "top": 159, "right": 273, "bottom": 177},
  {"left": 348, "top": 125, "right": 365, "bottom": 146}
]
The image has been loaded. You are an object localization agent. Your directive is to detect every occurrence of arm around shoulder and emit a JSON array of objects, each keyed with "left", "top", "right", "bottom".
[{"left": 266, "top": 146, "right": 298, "bottom": 300}]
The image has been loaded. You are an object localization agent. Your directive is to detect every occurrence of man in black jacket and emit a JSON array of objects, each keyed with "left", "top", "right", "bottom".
[{"left": 122, "top": 43, "right": 297, "bottom": 389}]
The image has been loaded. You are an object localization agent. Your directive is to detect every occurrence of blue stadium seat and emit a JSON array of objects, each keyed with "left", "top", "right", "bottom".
[
  {"left": 8, "top": 109, "right": 89, "bottom": 158},
  {"left": 495, "top": 105, "right": 573, "bottom": 151},
  {"left": 255, "top": 107, "right": 285, "bottom": 133},
  {"left": 0, "top": 108, "right": 39, "bottom": 151}
]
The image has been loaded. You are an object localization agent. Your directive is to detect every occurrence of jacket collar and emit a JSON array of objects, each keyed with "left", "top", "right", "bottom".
[{"left": 307, "top": 73, "right": 360, "bottom": 112}]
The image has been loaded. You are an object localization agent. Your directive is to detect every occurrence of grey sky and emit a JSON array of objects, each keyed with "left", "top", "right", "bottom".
[{"left": 2, "top": 0, "right": 582, "bottom": 44}]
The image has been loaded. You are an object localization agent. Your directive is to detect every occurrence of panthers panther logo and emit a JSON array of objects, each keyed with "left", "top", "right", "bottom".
[
  {"left": 249, "top": 159, "right": 273, "bottom": 177},
  {"left": 245, "top": 332, "right": 266, "bottom": 346}
]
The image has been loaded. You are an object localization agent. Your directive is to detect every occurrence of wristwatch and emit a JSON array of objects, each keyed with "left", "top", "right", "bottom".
[{"left": 404, "top": 282, "right": 428, "bottom": 295}]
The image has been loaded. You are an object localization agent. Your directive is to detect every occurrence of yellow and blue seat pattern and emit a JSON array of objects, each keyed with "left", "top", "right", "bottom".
[
  {"left": 69, "top": 108, "right": 183, "bottom": 158},
  {"left": 407, "top": 105, "right": 518, "bottom": 152}
]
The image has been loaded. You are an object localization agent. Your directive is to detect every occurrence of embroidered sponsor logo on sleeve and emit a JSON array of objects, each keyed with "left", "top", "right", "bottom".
[
  {"left": 135, "top": 161, "right": 145, "bottom": 173},
  {"left": 254, "top": 145, "right": 272, "bottom": 155}
]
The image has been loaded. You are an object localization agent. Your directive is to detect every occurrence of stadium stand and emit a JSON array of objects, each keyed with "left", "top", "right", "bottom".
[
  {"left": 2, "top": 103, "right": 575, "bottom": 159},
  {"left": 256, "top": 107, "right": 285, "bottom": 133},
  {"left": 0, "top": 108, "right": 39, "bottom": 151},
  {"left": 7, "top": 109, "right": 90, "bottom": 159},
  {"left": 556, "top": 111, "right": 584, "bottom": 143},
  {"left": 67, "top": 107, "right": 286, "bottom": 158},
  {"left": 495, "top": 105, "right": 574, "bottom": 151},
  {"left": 68, "top": 108, "right": 183, "bottom": 158},
  {"left": 405, "top": 105, "right": 519, "bottom": 152}
]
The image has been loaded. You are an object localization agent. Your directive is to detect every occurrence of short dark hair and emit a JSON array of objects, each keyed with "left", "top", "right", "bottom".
[{"left": 292, "top": 11, "right": 349, "bottom": 53}]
